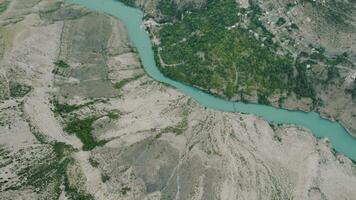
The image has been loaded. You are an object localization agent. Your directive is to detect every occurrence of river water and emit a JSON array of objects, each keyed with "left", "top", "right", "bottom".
[{"left": 68, "top": 0, "right": 356, "bottom": 161}]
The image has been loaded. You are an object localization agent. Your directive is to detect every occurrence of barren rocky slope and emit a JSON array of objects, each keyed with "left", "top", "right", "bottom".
[{"left": 0, "top": 0, "right": 355, "bottom": 200}]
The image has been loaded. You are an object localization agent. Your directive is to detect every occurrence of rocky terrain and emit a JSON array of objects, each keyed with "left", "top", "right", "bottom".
[{"left": 0, "top": 0, "right": 355, "bottom": 200}]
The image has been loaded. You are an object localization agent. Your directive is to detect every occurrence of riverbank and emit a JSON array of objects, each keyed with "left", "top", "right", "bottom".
[
  {"left": 121, "top": 0, "right": 356, "bottom": 140},
  {"left": 67, "top": 0, "right": 356, "bottom": 161}
]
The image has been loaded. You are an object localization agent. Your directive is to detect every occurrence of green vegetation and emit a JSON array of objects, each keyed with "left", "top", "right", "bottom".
[
  {"left": 157, "top": 0, "right": 181, "bottom": 20},
  {"left": 54, "top": 60, "right": 70, "bottom": 68},
  {"left": 159, "top": 105, "right": 190, "bottom": 136},
  {"left": 117, "top": 0, "right": 135, "bottom": 7},
  {"left": 286, "top": 2, "right": 296, "bottom": 10},
  {"left": 63, "top": 160, "right": 95, "bottom": 200},
  {"left": 156, "top": 0, "right": 200, "bottom": 22},
  {"left": 327, "top": 52, "right": 350, "bottom": 66},
  {"left": 276, "top": 17, "right": 286, "bottom": 26},
  {"left": 52, "top": 60, "right": 70, "bottom": 76},
  {"left": 53, "top": 142, "right": 71, "bottom": 158},
  {"left": 13, "top": 116, "right": 91, "bottom": 199},
  {"left": 0, "top": 1, "right": 9, "bottom": 14},
  {"left": 113, "top": 74, "right": 144, "bottom": 90},
  {"left": 273, "top": 135, "right": 282, "bottom": 142},
  {"left": 290, "top": 23, "right": 299, "bottom": 30},
  {"left": 9, "top": 82, "right": 31, "bottom": 98},
  {"left": 22, "top": 129, "right": 95, "bottom": 199},
  {"left": 107, "top": 111, "right": 121, "bottom": 119},
  {"left": 64, "top": 117, "right": 107, "bottom": 151},
  {"left": 16, "top": 142, "right": 73, "bottom": 199},
  {"left": 0, "top": 147, "right": 11, "bottom": 168},
  {"left": 257, "top": 93, "right": 270, "bottom": 105},
  {"left": 101, "top": 173, "right": 110, "bottom": 183},
  {"left": 31, "top": 130, "right": 48, "bottom": 144},
  {"left": 89, "top": 157, "right": 99, "bottom": 167},
  {"left": 120, "top": 186, "right": 131, "bottom": 195},
  {"left": 160, "top": 120, "right": 187, "bottom": 135},
  {"left": 294, "top": 61, "right": 315, "bottom": 99},
  {"left": 326, "top": 65, "right": 340, "bottom": 82},
  {"left": 52, "top": 99, "right": 101, "bottom": 115},
  {"left": 51, "top": 98, "right": 113, "bottom": 150},
  {"left": 154, "top": 0, "right": 311, "bottom": 100},
  {"left": 52, "top": 99, "right": 83, "bottom": 114}
]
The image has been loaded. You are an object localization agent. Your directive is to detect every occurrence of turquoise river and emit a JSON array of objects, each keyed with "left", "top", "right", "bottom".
[{"left": 68, "top": 0, "right": 356, "bottom": 161}]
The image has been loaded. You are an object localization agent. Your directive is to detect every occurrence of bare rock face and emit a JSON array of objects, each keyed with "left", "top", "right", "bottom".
[{"left": 0, "top": 0, "right": 355, "bottom": 200}]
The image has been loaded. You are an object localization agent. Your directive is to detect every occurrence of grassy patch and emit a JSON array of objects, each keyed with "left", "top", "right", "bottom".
[
  {"left": 64, "top": 117, "right": 107, "bottom": 151},
  {"left": 276, "top": 17, "right": 286, "bottom": 26},
  {"left": 54, "top": 60, "right": 70, "bottom": 68},
  {"left": 53, "top": 142, "right": 72, "bottom": 158},
  {"left": 160, "top": 120, "right": 187, "bottom": 135},
  {"left": 101, "top": 173, "right": 110, "bottom": 183},
  {"left": 120, "top": 186, "right": 131, "bottom": 195},
  {"left": 290, "top": 23, "right": 299, "bottom": 30},
  {"left": 52, "top": 100, "right": 82, "bottom": 114},
  {"left": 51, "top": 98, "right": 114, "bottom": 150},
  {"left": 9, "top": 82, "right": 31, "bottom": 98},
  {"left": 113, "top": 74, "right": 144, "bottom": 90},
  {"left": 107, "top": 111, "right": 120, "bottom": 119},
  {"left": 0, "top": 1, "right": 9, "bottom": 14},
  {"left": 23, "top": 134, "right": 99, "bottom": 198},
  {"left": 52, "top": 60, "right": 70, "bottom": 76},
  {"left": 51, "top": 99, "right": 100, "bottom": 115},
  {"left": 31, "top": 130, "right": 48, "bottom": 144},
  {"left": 16, "top": 142, "right": 73, "bottom": 199}
]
